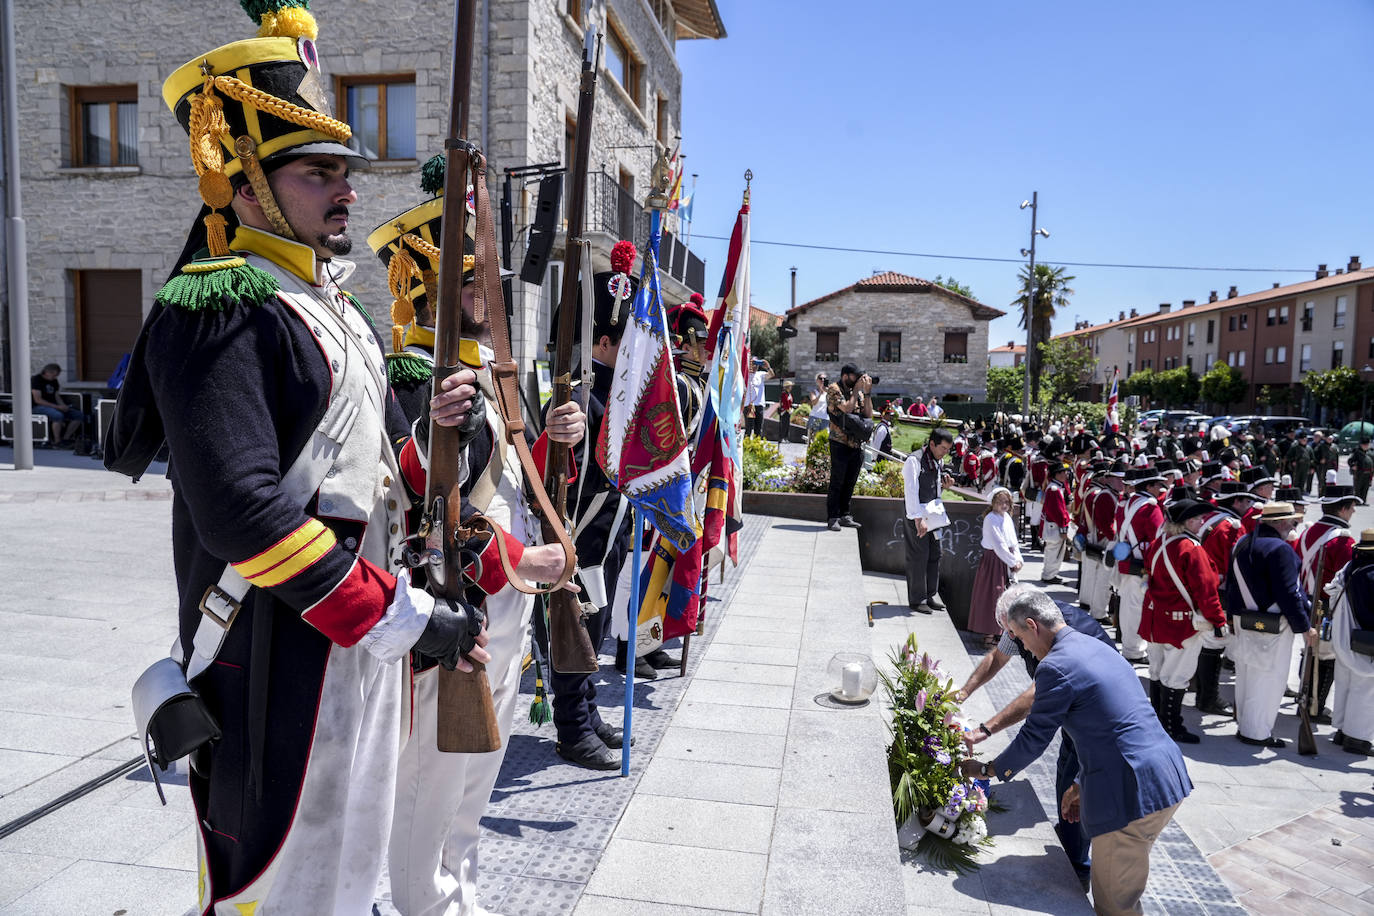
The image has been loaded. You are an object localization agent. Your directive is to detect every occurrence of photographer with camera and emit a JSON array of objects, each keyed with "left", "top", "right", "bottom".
[
  {"left": 745, "top": 357, "right": 774, "bottom": 438},
  {"left": 825, "top": 364, "right": 875, "bottom": 531}
]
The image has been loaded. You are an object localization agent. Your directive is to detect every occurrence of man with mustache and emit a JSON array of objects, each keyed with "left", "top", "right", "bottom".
[{"left": 104, "top": 6, "right": 529, "bottom": 911}]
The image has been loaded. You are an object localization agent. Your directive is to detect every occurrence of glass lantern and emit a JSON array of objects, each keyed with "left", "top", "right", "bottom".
[{"left": 827, "top": 652, "right": 877, "bottom": 704}]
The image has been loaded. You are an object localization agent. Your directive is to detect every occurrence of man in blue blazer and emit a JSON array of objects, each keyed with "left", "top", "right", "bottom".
[{"left": 963, "top": 585, "right": 1192, "bottom": 916}]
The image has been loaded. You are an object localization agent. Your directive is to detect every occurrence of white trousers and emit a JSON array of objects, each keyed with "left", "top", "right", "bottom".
[
  {"left": 1117, "top": 574, "right": 1149, "bottom": 660},
  {"left": 1091, "top": 556, "right": 1114, "bottom": 620},
  {"left": 1028, "top": 498, "right": 1043, "bottom": 527},
  {"left": 1231, "top": 625, "right": 1295, "bottom": 742},
  {"left": 1041, "top": 524, "right": 1065, "bottom": 580},
  {"left": 1079, "top": 550, "right": 1100, "bottom": 610},
  {"left": 1147, "top": 631, "right": 1205, "bottom": 690},
  {"left": 1331, "top": 665, "right": 1374, "bottom": 742},
  {"left": 204, "top": 646, "right": 403, "bottom": 916},
  {"left": 389, "top": 586, "right": 532, "bottom": 916}
]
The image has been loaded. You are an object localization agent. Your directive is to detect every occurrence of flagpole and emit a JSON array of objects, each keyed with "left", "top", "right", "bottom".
[{"left": 623, "top": 507, "right": 641, "bottom": 777}]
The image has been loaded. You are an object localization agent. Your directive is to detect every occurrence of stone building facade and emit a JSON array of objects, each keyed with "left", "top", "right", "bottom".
[
  {"left": 0, "top": 0, "right": 721, "bottom": 395},
  {"left": 784, "top": 272, "right": 1004, "bottom": 401}
]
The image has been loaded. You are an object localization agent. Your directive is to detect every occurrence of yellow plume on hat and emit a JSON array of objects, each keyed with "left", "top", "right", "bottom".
[{"left": 242, "top": 1, "right": 318, "bottom": 40}]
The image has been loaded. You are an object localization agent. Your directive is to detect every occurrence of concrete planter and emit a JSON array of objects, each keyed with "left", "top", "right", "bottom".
[
  {"left": 741, "top": 489, "right": 990, "bottom": 630},
  {"left": 761, "top": 416, "right": 807, "bottom": 443}
]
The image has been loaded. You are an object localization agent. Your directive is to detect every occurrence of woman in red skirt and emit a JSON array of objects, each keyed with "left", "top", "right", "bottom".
[{"left": 968, "top": 487, "right": 1022, "bottom": 645}]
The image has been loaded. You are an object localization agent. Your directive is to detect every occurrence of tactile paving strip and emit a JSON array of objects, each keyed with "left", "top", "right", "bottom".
[
  {"left": 970, "top": 633, "right": 1244, "bottom": 916},
  {"left": 372, "top": 515, "right": 770, "bottom": 915}
]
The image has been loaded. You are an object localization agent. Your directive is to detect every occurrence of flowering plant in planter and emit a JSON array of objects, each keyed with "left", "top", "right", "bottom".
[{"left": 882, "top": 633, "right": 994, "bottom": 871}]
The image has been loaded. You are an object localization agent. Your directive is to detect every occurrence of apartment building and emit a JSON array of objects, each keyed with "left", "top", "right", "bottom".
[{"left": 1051, "top": 257, "right": 1374, "bottom": 411}]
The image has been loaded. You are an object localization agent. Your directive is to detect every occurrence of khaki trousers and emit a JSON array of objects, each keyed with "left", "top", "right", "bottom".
[{"left": 1090, "top": 801, "right": 1181, "bottom": 916}]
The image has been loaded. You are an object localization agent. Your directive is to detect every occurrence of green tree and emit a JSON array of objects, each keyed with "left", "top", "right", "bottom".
[
  {"left": 1199, "top": 361, "right": 1247, "bottom": 410},
  {"left": 1257, "top": 384, "right": 1293, "bottom": 411},
  {"left": 1037, "top": 337, "right": 1097, "bottom": 404},
  {"left": 1153, "top": 367, "right": 1200, "bottom": 408},
  {"left": 933, "top": 275, "right": 975, "bottom": 299},
  {"left": 1010, "top": 264, "right": 1075, "bottom": 404},
  {"left": 749, "top": 319, "right": 789, "bottom": 373},
  {"left": 986, "top": 364, "right": 1025, "bottom": 408},
  {"left": 1304, "top": 366, "right": 1362, "bottom": 412},
  {"left": 1121, "top": 368, "right": 1156, "bottom": 404}
]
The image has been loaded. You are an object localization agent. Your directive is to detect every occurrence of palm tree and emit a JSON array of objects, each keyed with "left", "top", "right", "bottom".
[{"left": 1010, "top": 264, "right": 1075, "bottom": 404}]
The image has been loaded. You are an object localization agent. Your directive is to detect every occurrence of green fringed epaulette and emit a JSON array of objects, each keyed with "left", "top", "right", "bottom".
[
  {"left": 386, "top": 352, "right": 433, "bottom": 386},
  {"left": 420, "top": 154, "right": 446, "bottom": 196},
  {"left": 155, "top": 256, "right": 281, "bottom": 312}
]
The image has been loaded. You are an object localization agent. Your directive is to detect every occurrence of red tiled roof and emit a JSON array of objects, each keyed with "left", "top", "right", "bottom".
[
  {"left": 989, "top": 344, "right": 1025, "bottom": 354},
  {"left": 1054, "top": 268, "right": 1374, "bottom": 339},
  {"left": 787, "top": 271, "right": 1006, "bottom": 321}
]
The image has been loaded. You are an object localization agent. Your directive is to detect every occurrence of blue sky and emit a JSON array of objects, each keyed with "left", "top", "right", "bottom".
[{"left": 674, "top": 0, "right": 1374, "bottom": 348}]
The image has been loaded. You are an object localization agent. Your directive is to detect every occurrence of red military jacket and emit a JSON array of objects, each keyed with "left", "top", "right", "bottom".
[
  {"left": 1087, "top": 486, "right": 1119, "bottom": 544},
  {"left": 1041, "top": 479, "right": 1071, "bottom": 531},
  {"left": 1116, "top": 492, "right": 1163, "bottom": 574},
  {"left": 962, "top": 450, "right": 980, "bottom": 481},
  {"left": 978, "top": 451, "right": 998, "bottom": 490},
  {"left": 1241, "top": 503, "right": 1262, "bottom": 535},
  {"left": 1298, "top": 517, "right": 1355, "bottom": 600},
  {"left": 1029, "top": 456, "right": 1050, "bottom": 489},
  {"left": 1141, "top": 533, "right": 1226, "bottom": 647},
  {"left": 1199, "top": 510, "right": 1244, "bottom": 581}
]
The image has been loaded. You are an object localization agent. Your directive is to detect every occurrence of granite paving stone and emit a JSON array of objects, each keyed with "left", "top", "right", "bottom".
[
  {"left": 613, "top": 795, "right": 775, "bottom": 854},
  {"left": 582, "top": 839, "right": 767, "bottom": 913},
  {"left": 681, "top": 677, "right": 793, "bottom": 709},
  {"left": 636, "top": 756, "right": 781, "bottom": 807},
  {"left": 652, "top": 725, "right": 787, "bottom": 768}
]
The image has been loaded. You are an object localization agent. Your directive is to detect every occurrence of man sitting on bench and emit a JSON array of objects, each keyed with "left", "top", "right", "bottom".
[{"left": 31, "top": 363, "right": 85, "bottom": 447}]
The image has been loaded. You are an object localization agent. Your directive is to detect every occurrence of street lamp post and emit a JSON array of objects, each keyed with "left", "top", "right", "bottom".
[
  {"left": 1362, "top": 364, "right": 1372, "bottom": 426},
  {"left": 1019, "top": 192, "right": 1050, "bottom": 417}
]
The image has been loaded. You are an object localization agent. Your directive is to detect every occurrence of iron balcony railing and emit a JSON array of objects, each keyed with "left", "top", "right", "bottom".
[{"left": 585, "top": 171, "right": 705, "bottom": 292}]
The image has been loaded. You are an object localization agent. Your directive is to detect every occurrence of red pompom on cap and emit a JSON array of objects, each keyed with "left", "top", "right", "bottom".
[
  {"left": 610, "top": 240, "right": 637, "bottom": 275},
  {"left": 688, "top": 292, "right": 705, "bottom": 307}
]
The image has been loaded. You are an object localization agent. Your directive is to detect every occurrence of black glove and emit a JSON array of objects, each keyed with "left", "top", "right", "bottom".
[
  {"left": 416, "top": 372, "right": 488, "bottom": 456},
  {"left": 414, "top": 596, "right": 485, "bottom": 670}
]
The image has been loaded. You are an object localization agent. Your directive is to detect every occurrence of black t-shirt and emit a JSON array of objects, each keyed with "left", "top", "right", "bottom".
[{"left": 31, "top": 374, "right": 60, "bottom": 403}]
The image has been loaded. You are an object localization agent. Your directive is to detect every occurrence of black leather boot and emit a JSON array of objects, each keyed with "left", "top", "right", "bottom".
[
  {"left": 1314, "top": 659, "right": 1335, "bottom": 724},
  {"left": 1194, "top": 648, "right": 1233, "bottom": 716},
  {"left": 1149, "top": 679, "right": 1162, "bottom": 719},
  {"left": 1166, "top": 688, "right": 1200, "bottom": 743}
]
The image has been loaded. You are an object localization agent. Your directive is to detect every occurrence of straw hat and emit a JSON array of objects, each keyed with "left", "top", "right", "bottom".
[{"left": 1257, "top": 502, "right": 1305, "bottom": 524}]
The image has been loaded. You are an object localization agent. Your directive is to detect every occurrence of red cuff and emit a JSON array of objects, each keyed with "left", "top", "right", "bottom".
[
  {"left": 400, "top": 437, "right": 426, "bottom": 495},
  {"left": 302, "top": 556, "right": 398, "bottom": 647},
  {"left": 464, "top": 526, "right": 527, "bottom": 595},
  {"left": 531, "top": 432, "right": 577, "bottom": 485}
]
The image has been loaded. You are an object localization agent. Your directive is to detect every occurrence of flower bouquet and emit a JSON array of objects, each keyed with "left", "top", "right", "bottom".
[{"left": 882, "top": 633, "right": 994, "bottom": 871}]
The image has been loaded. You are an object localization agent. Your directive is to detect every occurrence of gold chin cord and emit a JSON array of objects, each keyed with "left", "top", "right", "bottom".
[{"left": 235, "top": 135, "right": 297, "bottom": 241}]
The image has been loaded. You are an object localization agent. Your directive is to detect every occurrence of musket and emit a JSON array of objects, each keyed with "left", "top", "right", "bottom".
[
  {"left": 539, "top": 24, "right": 603, "bottom": 675},
  {"left": 427, "top": 0, "right": 500, "bottom": 754}
]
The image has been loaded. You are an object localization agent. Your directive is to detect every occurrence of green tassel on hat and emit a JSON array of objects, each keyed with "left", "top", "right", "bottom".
[
  {"left": 386, "top": 352, "right": 433, "bottom": 386},
  {"left": 154, "top": 256, "right": 281, "bottom": 312},
  {"left": 420, "top": 154, "right": 446, "bottom": 197}
]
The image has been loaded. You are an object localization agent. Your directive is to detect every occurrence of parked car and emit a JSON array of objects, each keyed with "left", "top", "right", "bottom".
[
  {"left": 1159, "top": 411, "right": 1209, "bottom": 433},
  {"left": 1254, "top": 415, "right": 1314, "bottom": 439},
  {"left": 1225, "top": 415, "right": 1265, "bottom": 436},
  {"left": 1337, "top": 421, "right": 1374, "bottom": 451},
  {"left": 1137, "top": 409, "right": 1165, "bottom": 431}
]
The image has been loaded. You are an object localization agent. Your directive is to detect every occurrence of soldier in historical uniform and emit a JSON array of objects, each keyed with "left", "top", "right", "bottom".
[
  {"left": 1311, "top": 430, "right": 1336, "bottom": 498},
  {"left": 1282, "top": 430, "right": 1313, "bottom": 497},
  {"left": 367, "top": 161, "right": 588, "bottom": 914},
  {"left": 1226, "top": 503, "right": 1317, "bottom": 749},
  {"left": 1114, "top": 467, "right": 1167, "bottom": 662},
  {"left": 1238, "top": 466, "right": 1278, "bottom": 534},
  {"left": 1141, "top": 499, "right": 1228, "bottom": 744},
  {"left": 1190, "top": 482, "right": 1253, "bottom": 716},
  {"left": 1349, "top": 437, "right": 1373, "bottom": 503},
  {"left": 1295, "top": 483, "right": 1361, "bottom": 725},
  {"left": 1039, "top": 463, "right": 1072, "bottom": 585},
  {"left": 105, "top": 6, "right": 511, "bottom": 911},
  {"left": 1329, "top": 529, "right": 1374, "bottom": 755},
  {"left": 557, "top": 245, "right": 646, "bottom": 766}
]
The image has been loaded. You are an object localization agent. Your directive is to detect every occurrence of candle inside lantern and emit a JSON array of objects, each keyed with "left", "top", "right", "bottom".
[{"left": 842, "top": 662, "right": 863, "bottom": 698}]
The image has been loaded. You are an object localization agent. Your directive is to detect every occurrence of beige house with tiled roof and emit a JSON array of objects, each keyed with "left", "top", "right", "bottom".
[{"left": 784, "top": 271, "right": 1005, "bottom": 401}]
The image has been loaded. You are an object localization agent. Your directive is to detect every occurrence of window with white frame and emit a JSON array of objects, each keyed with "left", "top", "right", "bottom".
[
  {"left": 1238, "top": 350, "right": 1246, "bottom": 367},
  {"left": 1300, "top": 344, "right": 1312, "bottom": 372},
  {"left": 1333, "top": 340, "right": 1345, "bottom": 368},
  {"left": 1267, "top": 308, "right": 1277, "bottom": 326},
  {"left": 1264, "top": 347, "right": 1274, "bottom": 364},
  {"left": 1335, "top": 296, "right": 1348, "bottom": 328},
  {"left": 1277, "top": 346, "right": 1286, "bottom": 363},
  {"left": 1187, "top": 322, "right": 1195, "bottom": 344},
  {"left": 1279, "top": 305, "right": 1289, "bottom": 325}
]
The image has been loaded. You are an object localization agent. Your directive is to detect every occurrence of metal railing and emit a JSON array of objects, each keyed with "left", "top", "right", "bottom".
[{"left": 584, "top": 171, "right": 705, "bottom": 291}]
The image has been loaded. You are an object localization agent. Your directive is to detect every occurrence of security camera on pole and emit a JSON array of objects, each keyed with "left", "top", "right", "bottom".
[{"left": 1019, "top": 193, "right": 1050, "bottom": 418}]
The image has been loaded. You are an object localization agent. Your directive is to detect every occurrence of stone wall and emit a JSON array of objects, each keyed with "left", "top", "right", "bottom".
[
  {"left": 1, "top": 0, "right": 693, "bottom": 386},
  {"left": 790, "top": 288, "right": 992, "bottom": 400}
]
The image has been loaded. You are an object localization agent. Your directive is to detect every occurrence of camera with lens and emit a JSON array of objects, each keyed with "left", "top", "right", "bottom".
[{"left": 864, "top": 373, "right": 880, "bottom": 385}]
